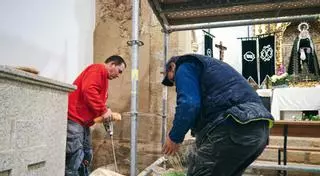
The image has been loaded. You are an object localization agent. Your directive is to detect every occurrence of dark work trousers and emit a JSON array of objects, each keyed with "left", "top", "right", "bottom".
[
  {"left": 187, "top": 118, "right": 269, "bottom": 176},
  {"left": 65, "top": 120, "right": 92, "bottom": 176}
]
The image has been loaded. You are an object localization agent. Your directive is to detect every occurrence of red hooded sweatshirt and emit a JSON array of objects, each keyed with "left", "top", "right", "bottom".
[{"left": 68, "top": 64, "right": 108, "bottom": 127}]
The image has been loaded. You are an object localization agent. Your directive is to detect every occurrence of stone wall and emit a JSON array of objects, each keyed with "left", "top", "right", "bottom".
[
  {"left": 92, "top": 0, "right": 197, "bottom": 173},
  {"left": 0, "top": 66, "right": 75, "bottom": 176},
  {"left": 94, "top": 0, "right": 192, "bottom": 115}
]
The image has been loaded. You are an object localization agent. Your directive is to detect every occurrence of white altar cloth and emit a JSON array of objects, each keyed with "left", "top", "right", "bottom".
[{"left": 271, "top": 87, "right": 320, "bottom": 120}]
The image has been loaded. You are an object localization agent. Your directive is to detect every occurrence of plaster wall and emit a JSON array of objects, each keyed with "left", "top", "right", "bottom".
[{"left": 0, "top": 0, "right": 95, "bottom": 83}]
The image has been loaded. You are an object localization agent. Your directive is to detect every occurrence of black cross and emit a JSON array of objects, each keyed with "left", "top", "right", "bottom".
[{"left": 215, "top": 41, "right": 227, "bottom": 61}]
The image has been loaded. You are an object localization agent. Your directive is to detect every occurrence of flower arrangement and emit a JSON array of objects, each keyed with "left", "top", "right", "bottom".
[
  {"left": 270, "top": 72, "right": 291, "bottom": 87},
  {"left": 270, "top": 64, "right": 291, "bottom": 87}
]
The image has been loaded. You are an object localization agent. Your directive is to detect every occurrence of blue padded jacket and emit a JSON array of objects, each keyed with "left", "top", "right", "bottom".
[{"left": 169, "top": 54, "right": 274, "bottom": 143}]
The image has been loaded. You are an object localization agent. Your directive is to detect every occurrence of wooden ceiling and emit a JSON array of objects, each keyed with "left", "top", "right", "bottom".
[{"left": 148, "top": 0, "right": 320, "bottom": 30}]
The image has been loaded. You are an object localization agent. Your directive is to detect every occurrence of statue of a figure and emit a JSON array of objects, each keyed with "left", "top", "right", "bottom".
[{"left": 288, "top": 22, "right": 320, "bottom": 79}]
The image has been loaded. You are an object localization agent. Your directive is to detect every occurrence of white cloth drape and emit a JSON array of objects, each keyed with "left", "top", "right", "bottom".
[{"left": 271, "top": 87, "right": 320, "bottom": 120}]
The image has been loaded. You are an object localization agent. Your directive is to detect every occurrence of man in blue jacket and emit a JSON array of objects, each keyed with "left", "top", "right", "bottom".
[{"left": 162, "top": 54, "right": 274, "bottom": 176}]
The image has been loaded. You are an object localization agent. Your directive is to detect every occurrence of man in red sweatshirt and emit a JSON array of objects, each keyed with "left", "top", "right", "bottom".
[{"left": 65, "top": 55, "right": 126, "bottom": 176}]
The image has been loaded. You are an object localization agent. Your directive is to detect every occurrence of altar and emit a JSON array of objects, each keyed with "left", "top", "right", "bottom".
[{"left": 257, "top": 87, "right": 320, "bottom": 120}]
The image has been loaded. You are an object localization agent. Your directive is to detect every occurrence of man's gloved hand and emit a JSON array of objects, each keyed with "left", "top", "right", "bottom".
[
  {"left": 94, "top": 110, "right": 122, "bottom": 123},
  {"left": 110, "top": 112, "right": 121, "bottom": 121},
  {"left": 162, "top": 135, "right": 180, "bottom": 155}
]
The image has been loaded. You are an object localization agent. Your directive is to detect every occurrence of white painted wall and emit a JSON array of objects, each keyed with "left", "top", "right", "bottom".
[
  {"left": 196, "top": 26, "right": 251, "bottom": 73},
  {"left": 0, "top": 0, "right": 95, "bottom": 83}
]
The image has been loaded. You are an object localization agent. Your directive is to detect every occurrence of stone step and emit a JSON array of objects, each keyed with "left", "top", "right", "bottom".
[
  {"left": 257, "top": 136, "right": 320, "bottom": 165},
  {"left": 245, "top": 160, "right": 320, "bottom": 176},
  {"left": 258, "top": 148, "right": 320, "bottom": 165},
  {"left": 269, "top": 136, "right": 320, "bottom": 148}
]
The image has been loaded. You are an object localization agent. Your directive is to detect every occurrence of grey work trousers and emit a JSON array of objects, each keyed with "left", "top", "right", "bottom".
[
  {"left": 65, "top": 120, "right": 92, "bottom": 176},
  {"left": 187, "top": 118, "right": 269, "bottom": 176}
]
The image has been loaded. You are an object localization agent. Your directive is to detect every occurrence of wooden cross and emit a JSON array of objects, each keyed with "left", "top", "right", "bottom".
[{"left": 215, "top": 41, "right": 227, "bottom": 61}]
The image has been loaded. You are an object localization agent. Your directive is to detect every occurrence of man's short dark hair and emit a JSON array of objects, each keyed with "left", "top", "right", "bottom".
[{"left": 105, "top": 55, "right": 127, "bottom": 68}]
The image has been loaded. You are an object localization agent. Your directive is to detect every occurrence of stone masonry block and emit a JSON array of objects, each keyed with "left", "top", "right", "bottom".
[
  {"left": 287, "top": 151, "right": 306, "bottom": 163},
  {"left": 14, "top": 145, "right": 47, "bottom": 175},
  {"left": 258, "top": 148, "right": 279, "bottom": 161},
  {"left": 0, "top": 119, "right": 13, "bottom": 151},
  {"left": 311, "top": 139, "right": 320, "bottom": 147},
  {"left": 113, "top": 112, "right": 163, "bottom": 143},
  {"left": 309, "top": 152, "right": 320, "bottom": 165},
  {"left": 268, "top": 136, "right": 316, "bottom": 147},
  {"left": 15, "top": 120, "right": 45, "bottom": 149},
  {"left": 0, "top": 170, "right": 11, "bottom": 176},
  {"left": 15, "top": 145, "right": 46, "bottom": 167},
  {"left": 0, "top": 151, "right": 13, "bottom": 172}
]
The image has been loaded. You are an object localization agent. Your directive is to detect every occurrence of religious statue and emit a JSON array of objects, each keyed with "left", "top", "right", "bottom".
[{"left": 287, "top": 22, "right": 320, "bottom": 81}]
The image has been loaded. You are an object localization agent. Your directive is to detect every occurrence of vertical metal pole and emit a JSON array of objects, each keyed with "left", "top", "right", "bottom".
[
  {"left": 257, "top": 37, "right": 261, "bottom": 87},
  {"left": 278, "top": 149, "right": 282, "bottom": 176},
  {"left": 161, "top": 32, "right": 169, "bottom": 146},
  {"left": 283, "top": 125, "right": 288, "bottom": 176},
  {"left": 273, "top": 34, "right": 276, "bottom": 71},
  {"left": 130, "top": 0, "right": 140, "bottom": 175}
]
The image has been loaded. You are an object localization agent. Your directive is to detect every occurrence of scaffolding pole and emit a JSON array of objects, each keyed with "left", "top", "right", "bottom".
[
  {"left": 161, "top": 32, "right": 169, "bottom": 146},
  {"left": 130, "top": 0, "right": 140, "bottom": 175},
  {"left": 167, "top": 14, "right": 320, "bottom": 32}
]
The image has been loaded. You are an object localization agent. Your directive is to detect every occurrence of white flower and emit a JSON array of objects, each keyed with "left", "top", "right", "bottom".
[
  {"left": 271, "top": 75, "right": 277, "bottom": 83},
  {"left": 279, "top": 72, "right": 288, "bottom": 79}
]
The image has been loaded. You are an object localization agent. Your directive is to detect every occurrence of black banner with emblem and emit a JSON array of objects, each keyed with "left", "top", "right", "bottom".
[
  {"left": 242, "top": 40, "right": 258, "bottom": 84},
  {"left": 204, "top": 34, "right": 213, "bottom": 58},
  {"left": 259, "top": 36, "right": 275, "bottom": 84}
]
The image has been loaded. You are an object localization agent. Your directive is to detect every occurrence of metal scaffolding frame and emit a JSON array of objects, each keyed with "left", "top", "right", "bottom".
[
  {"left": 129, "top": 0, "right": 140, "bottom": 175},
  {"left": 129, "top": 0, "right": 320, "bottom": 175},
  {"left": 148, "top": 0, "right": 320, "bottom": 27},
  {"left": 167, "top": 14, "right": 320, "bottom": 32}
]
